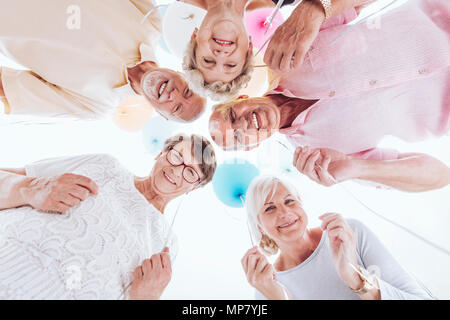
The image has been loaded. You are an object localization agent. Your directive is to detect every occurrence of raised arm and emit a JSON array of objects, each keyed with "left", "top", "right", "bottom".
[
  {"left": 264, "top": 0, "right": 376, "bottom": 73},
  {"left": 0, "top": 66, "right": 103, "bottom": 118},
  {"left": 0, "top": 168, "right": 98, "bottom": 213},
  {"left": 294, "top": 147, "right": 450, "bottom": 192},
  {"left": 348, "top": 218, "right": 433, "bottom": 299}
]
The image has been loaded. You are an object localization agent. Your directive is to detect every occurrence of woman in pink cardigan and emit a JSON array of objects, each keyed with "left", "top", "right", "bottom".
[{"left": 208, "top": 0, "right": 450, "bottom": 192}]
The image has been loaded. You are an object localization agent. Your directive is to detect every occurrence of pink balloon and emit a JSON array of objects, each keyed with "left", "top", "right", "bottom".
[{"left": 245, "top": 8, "right": 285, "bottom": 55}]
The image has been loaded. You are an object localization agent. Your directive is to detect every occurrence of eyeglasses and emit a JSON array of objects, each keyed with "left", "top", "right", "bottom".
[{"left": 166, "top": 147, "right": 201, "bottom": 184}]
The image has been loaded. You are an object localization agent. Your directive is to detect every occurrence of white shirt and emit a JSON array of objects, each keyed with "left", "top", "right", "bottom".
[
  {"left": 255, "top": 219, "right": 433, "bottom": 300},
  {"left": 0, "top": 154, "right": 177, "bottom": 299}
]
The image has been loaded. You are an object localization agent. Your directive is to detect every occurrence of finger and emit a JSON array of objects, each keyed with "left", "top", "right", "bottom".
[
  {"left": 293, "top": 147, "right": 302, "bottom": 166},
  {"left": 329, "top": 228, "right": 351, "bottom": 244},
  {"left": 151, "top": 254, "right": 163, "bottom": 270},
  {"left": 54, "top": 202, "right": 70, "bottom": 214},
  {"left": 241, "top": 247, "right": 259, "bottom": 271},
  {"left": 325, "top": 218, "right": 348, "bottom": 232},
  {"left": 316, "top": 163, "right": 335, "bottom": 186},
  {"left": 142, "top": 259, "right": 152, "bottom": 275},
  {"left": 295, "top": 146, "right": 312, "bottom": 172},
  {"left": 279, "top": 49, "right": 294, "bottom": 73},
  {"left": 303, "top": 150, "right": 321, "bottom": 181},
  {"left": 59, "top": 194, "right": 81, "bottom": 207},
  {"left": 161, "top": 251, "right": 171, "bottom": 273},
  {"left": 262, "top": 263, "right": 274, "bottom": 277},
  {"left": 319, "top": 213, "right": 342, "bottom": 230},
  {"left": 269, "top": 47, "right": 284, "bottom": 73},
  {"left": 256, "top": 257, "right": 269, "bottom": 273},
  {"left": 68, "top": 185, "right": 90, "bottom": 201},
  {"left": 263, "top": 46, "right": 274, "bottom": 68},
  {"left": 73, "top": 175, "right": 99, "bottom": 195},
  {"left": 247, "top": 254, "right": 261, "bottom": 273},
  {"left": 133, "top": 266, "right": 143, "bottom": 280},
  {"left": 292, "top": 43, "right": 309, "bottom": 70}
]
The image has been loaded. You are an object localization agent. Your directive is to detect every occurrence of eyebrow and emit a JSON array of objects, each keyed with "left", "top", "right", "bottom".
[{"left": 264, "top": 194, "right": 292, "bottom": 205}]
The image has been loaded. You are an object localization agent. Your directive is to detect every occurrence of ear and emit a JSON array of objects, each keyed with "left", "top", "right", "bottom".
[
  {"left": 191, "top": 28, "right": 198, "bottom": 41},
  {"left": 237, "top": 94, "right": 249, "bottom": 100}
]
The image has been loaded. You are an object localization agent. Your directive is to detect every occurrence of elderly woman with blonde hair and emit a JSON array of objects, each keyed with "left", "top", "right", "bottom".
[
  {"left": 241, "top": 175, "right": 432, "bottom": 300},
  {"left": 180, "top": 0, "right": 255, "bottom": 102}
]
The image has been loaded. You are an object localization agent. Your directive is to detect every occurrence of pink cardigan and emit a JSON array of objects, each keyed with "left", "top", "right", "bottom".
[{"left": 268, "top": 0, "right": 449, "bottom": 160}]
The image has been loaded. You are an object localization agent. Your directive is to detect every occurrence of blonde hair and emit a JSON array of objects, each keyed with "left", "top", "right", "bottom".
[
  {"left": 182, "top": 37, "right": 254, "bottom": 102},
  {"left": 246, "top": 175, "right": 303, "bottom": 255}
]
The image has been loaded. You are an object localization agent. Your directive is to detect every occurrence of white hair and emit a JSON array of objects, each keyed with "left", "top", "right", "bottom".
[
  {"left": 246, "top": 175, "right": 303, "bottom": 253},
  {"left": 182, "top": 37, "right": 254, "bottom": 102}
]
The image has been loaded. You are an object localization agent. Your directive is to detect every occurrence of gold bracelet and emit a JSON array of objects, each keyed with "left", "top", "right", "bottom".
[{"left": 316, "top": 0, "right": 332, "bottom": 20}]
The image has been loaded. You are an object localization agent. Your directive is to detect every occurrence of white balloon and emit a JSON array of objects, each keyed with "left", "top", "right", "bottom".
[{"left": 162, "top": 2, "right": 206, "bottom": 58}]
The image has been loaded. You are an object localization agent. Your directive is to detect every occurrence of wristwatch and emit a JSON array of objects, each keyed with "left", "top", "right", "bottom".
[
  {"left": 349, "top": 266, "right": 377, "bottom": 294},
  {"left": 316, "top": 0, "right": 332, "bottom": 20}
]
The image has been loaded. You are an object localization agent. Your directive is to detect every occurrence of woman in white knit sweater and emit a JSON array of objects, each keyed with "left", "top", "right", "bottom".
[
  {"left": 241, "top": 175, "right": 432, "bottom": 300},
  {"left": 0, "top": 134, "right": 216, "bottom": 299}
]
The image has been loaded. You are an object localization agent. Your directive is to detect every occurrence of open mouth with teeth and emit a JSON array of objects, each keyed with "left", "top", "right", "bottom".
[
  {"left": 277, "top": 219, "right": 298, "bottom": 230},
  {"left": 163, "top": 170, "right": 176, "bottom": 185},
  {"left": 252, "top": 112, "right": 261, "bottom": 130},
  {"left": 158, "top": 80, "right": 168, "bottom": 99},
  {"left": 214, "top": 38, "right": 234, "bottom": 47}
]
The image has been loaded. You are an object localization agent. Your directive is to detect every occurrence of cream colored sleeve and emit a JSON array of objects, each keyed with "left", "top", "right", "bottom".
[
  {"left": 0, "top": 66, "right": 104, "bottom": 119},
  {"left": 129, "top": 0, "right": 162, "bottom": 33}
]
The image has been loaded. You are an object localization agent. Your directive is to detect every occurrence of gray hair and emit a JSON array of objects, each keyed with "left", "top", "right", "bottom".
[
  {"left": 246, "top": 175, "right": 303, "bottom": 255},
  {"left": 182, "top": 37, "right": 254, "bottom": 102},
  {"left": 163, "top": 134, "right": 217, "bottom": 187}
]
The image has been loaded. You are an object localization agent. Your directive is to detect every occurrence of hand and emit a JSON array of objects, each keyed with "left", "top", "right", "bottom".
[
  {"left": 263, "top": 0, "right": 325, "bottom": 73},
  {"left": 319, "top": 213, "right": 362, "bottom": 290},
  {"left": 293, "top": 146, "right": 354, "bottom": 186},
  {"left": 129, "top": 247, "right": 172, "bottom": 300},
  {"left": 20, "top": 173, "right": 98, "bottom": 214},
  {"left": 241, "top": 246, "right": 288, "bottom": 299}
]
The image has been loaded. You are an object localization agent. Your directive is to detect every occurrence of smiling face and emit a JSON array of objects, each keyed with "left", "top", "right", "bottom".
[
  {"left": 141, "top": 68, "right": 205, "bottom": 122},
  {"left": 150, "top": 140, "right": 205, "bottom": 197},
  {"left": 209, "top": 97, "right": 280, "bottom": 150},
  {"left": 194, "top": 17, "right": 251, "bottom": 83},
  {"left": 258, "top": 183, "right": 308, "bottom": 246}
]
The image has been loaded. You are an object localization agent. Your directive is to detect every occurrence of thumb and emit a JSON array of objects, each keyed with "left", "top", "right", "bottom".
[{"left": 162, "top": 247, "right": 170, "bottom": 253}]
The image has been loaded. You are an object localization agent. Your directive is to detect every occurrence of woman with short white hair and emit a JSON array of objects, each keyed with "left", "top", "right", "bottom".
[{"left": 242, "top": 175, "right": 432, "bottom": 300}]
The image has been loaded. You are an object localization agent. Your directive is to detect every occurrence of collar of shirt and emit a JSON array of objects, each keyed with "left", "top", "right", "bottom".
[{"left": 114, "top": 42, "right": 159, "bottom": 99}]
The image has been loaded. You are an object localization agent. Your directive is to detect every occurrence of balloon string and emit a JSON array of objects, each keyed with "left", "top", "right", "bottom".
[
  {"left": 239, "top": 195, "right": 255, "bottom": 247},
  {"left": 140, "top": 4, "right": 168, "bottom": 25},
  {"left": 276, "top": 139, "right": 450, "bottom": 257},
  {"left": 263, "top": 0, "right": 284, "bottom": 35},
  {"left": 117, "top": 195, "right": 185, "bottom": 300}
]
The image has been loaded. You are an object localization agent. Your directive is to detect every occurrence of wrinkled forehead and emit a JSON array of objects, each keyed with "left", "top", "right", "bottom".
[{"left": 170, "top": 140, "right": 205, "bottom": 172}]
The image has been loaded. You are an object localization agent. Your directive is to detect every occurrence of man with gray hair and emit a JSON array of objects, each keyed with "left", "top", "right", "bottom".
[{"left": 0, "top": 0, "right": 205, "bottom": 122}]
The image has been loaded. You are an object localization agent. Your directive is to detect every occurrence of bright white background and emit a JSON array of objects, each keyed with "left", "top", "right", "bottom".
[{"left": 0, "top": 0, "right": 449, "bottom": 299}]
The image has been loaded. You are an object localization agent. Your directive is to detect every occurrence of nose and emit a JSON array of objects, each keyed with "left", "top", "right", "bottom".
[
  {"left": 232, "top": 117, "right": 247, "bottom": 130},
  {"left": 169, "top": 166, "right": 183, "bottom": 184},
  {"left": 278, "top": 204, "right": 290, "bottom": 217},
  {"left": 213, "top": 48, "right": 231, "bottom": 56}
]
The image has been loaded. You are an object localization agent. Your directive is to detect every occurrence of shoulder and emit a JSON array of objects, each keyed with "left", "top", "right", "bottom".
[{"left": 345, "top": 218, "right": 371, "bottom": 236}]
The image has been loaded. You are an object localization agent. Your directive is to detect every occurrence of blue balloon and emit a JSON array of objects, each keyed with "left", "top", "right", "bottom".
[
  {"left": 142, "top": 116, "right": 179, "bottom": 155},
  {"left": 212, "top": 159, "right": 260, "bottom": 208}
]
